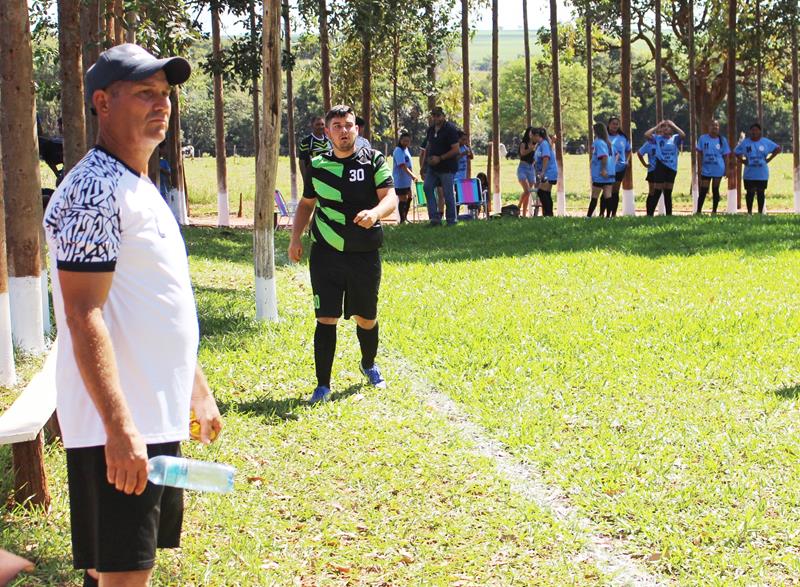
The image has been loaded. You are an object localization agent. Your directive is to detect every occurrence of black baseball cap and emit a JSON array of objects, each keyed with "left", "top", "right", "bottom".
[
  {"left": 84, "top": 43, "right": 191, "bottom": 107},
  {"left": 430, "top": 106, "right": 445, "bottom": 116}
]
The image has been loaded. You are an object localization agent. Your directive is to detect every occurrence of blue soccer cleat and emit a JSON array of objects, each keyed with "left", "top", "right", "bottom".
[
  {"left": 360, "top": 362, "right": 387, "bottom": 389},
  {"left": 309, "top": 385, "right": 331, "bottom": 404}
]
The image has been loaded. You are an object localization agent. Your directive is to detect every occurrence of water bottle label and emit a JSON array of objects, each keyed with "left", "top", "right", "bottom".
[{"left": 163, "top": 460, "right": 188, "bottom": 487}]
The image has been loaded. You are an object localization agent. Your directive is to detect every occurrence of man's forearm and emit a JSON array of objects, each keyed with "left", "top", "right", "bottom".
[
  {"left": 290, "top": 200, "right": 315, "bottom": 241},
  {"left": 374, "top": 191, "right": 399, "bottom": 218}
]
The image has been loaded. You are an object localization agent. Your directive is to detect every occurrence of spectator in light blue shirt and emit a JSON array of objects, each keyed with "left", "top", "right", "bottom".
[
  {"left": 587, "top": 123, "right": 615, "bottom": 217},
  {"left": 643, "top": 119, "right": 686, "bottom": 216},
  {"left": 531, "top": 127, "right": 558, "bottom": 216},
  {"left": 392, "top": 131, "right": 418, "bottom": 223},
  {"left": 637, "top": 141, "right": 657, "bottom": 210},
  {"left": 734, "top": 123, "right": 781, "bottom": 214},
  {"left": 606, "top": 116, "right": 631, "bottom": 217},
  {"left": 695, "top": 119, "right": 731, "bottom": 214}
]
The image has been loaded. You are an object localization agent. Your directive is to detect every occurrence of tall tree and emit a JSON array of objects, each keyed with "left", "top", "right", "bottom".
[
  {"left": 0, "top": 146, "right": 15, "bottom": 387},
  {"left": 654, "top": 0, "right": 663, "bottom": 120},
  {"left": 283, "top": 0, "right": 298, "bottom": 200},
  {"left": 167, "top": 87, "right": 188, "bottom": 223},
  {"left": 425, "top": 2, "right": 437, "bottom": 111},
  {"left": 0, "top": 0, "right": 45, "bottom": 354},
  {"left": 549, "top": 0, "right": 566, "bottom": 214},
  {"left": 255, "top": 0, "right": 281, "bottom": 321},
  {"left": 792, "top": 0, "right": 799, "bottom": 212},
  {"left": 58, "top": 0, "right": 87, "bottom": 172},
  {"left": 461, "top": 0, "right": 471, "bottom": 177},
  {"left": 490, "top": 0, "right": 501, "bottom": 212},
  {"left": 523, "top": 0, "right": 532, "bottom": 128},
  {"left": 81, "top": 0, "right": 101, "bottom": 146},
  {"left": 249, "top": 0, "right": 261, "bottom": 159},
  {"left": 620, "top": 0, "right": 635, "bottom": 215},
  {"left": 319, "top": 0, "right": 331, "bottom": 112},
  {"left": 585, "top": 9, "right": 593, "bottom": 153},
  {"left": 725, "top": 0, "right": 738, "bottom": 211},
  {"left": 211, "top": 0, "right": 230, "bottom": 226},
  {"left": 687, "top": 0, "right": 699, "bottom": 210},
  {"left": 754, "top": 0, "right": 763, "bottom": 125}
]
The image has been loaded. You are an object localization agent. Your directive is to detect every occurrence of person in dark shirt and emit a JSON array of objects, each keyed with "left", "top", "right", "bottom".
[
  {"left": 288, "top": 105, "right": 398, "bottom": 403},
  {"left": 420, "top": 106, "right": 460, "bottom": 225},
  {"left": 298, "top": 115, "right": 332, "bottom": 188}
]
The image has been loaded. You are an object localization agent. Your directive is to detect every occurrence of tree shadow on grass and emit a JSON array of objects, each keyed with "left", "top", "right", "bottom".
[
  {"left": 195, "top": 285, "right": 263, "bottom": 340},
  {"left": 217, "top": 384, "right": 363, "bottom": 423},
  {"left": 772, "top": 384, "right": 800, "bottom": 400},
  {"left": 184, "top": 226, "right": 293, "bottom": 266}
]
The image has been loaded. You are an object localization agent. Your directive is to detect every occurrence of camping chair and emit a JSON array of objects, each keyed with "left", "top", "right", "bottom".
[
  {"left": 455, "top": 178, "right": 488, "bottom": 219},
  {"left": 274, "top": 189, "right": 295, "bottom": 229},
  {"left": 413, "top": 181, "right": 427, "bottom": 222}
]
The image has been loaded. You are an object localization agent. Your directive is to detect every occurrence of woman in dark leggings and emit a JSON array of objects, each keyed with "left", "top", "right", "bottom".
[
  {"left": 734, "top": 123, "right": 782, "bottom": 214},
  {"left": 643, "top": 120, "right": 685, "bottom": 216},
  {"left": 606, "top": 116, "right": 631, "bottom": 217},
  {"left": 531, "top": 128, "right": 558, "bottom": 216}
]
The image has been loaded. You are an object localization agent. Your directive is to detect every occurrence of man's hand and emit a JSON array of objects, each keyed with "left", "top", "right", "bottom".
[
  {"left": 354, "top": 209, "right": 379, "bottom": 228},
  {"left": 288, "top": 237, "right": 303, "bottom": 263},
  {"left": 105, "top": 425, "right": 149, "bottom": 495},
  {"left": 191, "top": 366, "right": 223, "bottom": 445},
  {"left": 428, "top": 155, "right": 441, "bottom": 166},
  {"left": 601, "top": 169, "right": 608, "bottom": 178}
]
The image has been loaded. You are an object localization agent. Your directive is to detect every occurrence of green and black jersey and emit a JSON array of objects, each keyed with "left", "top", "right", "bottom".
[
  {"left": 298, "top": 133, "right": 332, "bottom": 163},
  {"left": 303, "top": 146, "right": 394, "bottom": 253}
]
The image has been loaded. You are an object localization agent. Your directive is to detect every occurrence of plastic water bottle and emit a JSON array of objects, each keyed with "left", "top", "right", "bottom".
[{"left": 148, "top": 455, "right": 235, "bottom": 493}]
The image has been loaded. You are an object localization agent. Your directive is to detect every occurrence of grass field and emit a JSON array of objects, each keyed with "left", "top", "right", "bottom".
[
  {"left": 174, "top": 153, "right": 799, "bottom": 219},
  {"left": 3, "top": 215, "right": 800, "bottom": 584}
]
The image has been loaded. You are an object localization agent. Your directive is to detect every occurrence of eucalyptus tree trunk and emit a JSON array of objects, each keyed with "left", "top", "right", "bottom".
[
  {"left": 167, "top": 88, "right": 188, "bottom": 224},
  {"left": 0, "top": 148, "right": 15, "bottom": 387},
  {"left": 754, "top": 0, "right": 763, "bottom": 125},
  {"left": 250, "top": 0, "right": 260, "bottom": 160},
  {"left": 58, "top": 0, "right": 88, "bottom": 172},
  {"left": 426, "top": 3, "right": 437, "bottom": 112},
  {"left": 523, "top": 0, "right": 532, "bottom": 128},
  {"left": 688, "top": 0, "right": 699, "bottom": 211},
  {"left": 319, "top": 0, "right": 331, "bottom": 112},
  {"left": 549, "top": 0, "right": 566, "bottom": 214},
  {"left": 0, "top": 0, "right": 45, "bottom": 355},
  {"left": 621, "top": 0, "right": 635, "bottom": 215},
  {"left": 491, "top": 0, "right": 501, "bottom": 212},
  {"left": 255, "top": 0, "right": 281, "bottom": 321},
  {"left": 211, "top": 0, "right": 230, "bottom": 226},
  {"left": 283, "top": 0, "right": 298, "bottom": 201},
  {"left": 586, "top": 8, "right": 593, "bottom": 154},
  {"left": 392, "top": 31, "right": 400, "bottom": 139},
  {"left": 461, "top": 0, "right": 471, "bottom": 177},
  {"left": 726, "top": 0, "right": 738, "bottom": 212},
  {"left": 81, "top": 0, "right": 101, "bottom": 146},
  {"left": 361, "top": 36, "right": 372, "bottom": 140},
  {"left": 125, "top": 9, "right": 137, "bottom": 42},
  {"left": 655, "top": 0, "right": 663, "bottom": 121},
  {"left": 791, "top": 2, "right": 799, "bottom": 212}
]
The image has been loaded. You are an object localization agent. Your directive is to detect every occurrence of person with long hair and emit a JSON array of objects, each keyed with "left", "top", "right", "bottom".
[
  {"left": 643, "top": 120, "right": 685, "bottom": 216},
  {"left": 517, "top": 126, "right": 537, "bottom": 217},
  {"left": 588, "top": 123, "right": 616, "bottom": 216},
  {"left": 637, "top": 139, "right": 657, "bottom": 211},
  {"left": 695, "top": 119, "right": 731, "bottom": 214},
  {"left": 606, "top": 116, "right": 632, "bottom": 217},
  {"left": 392, "top": 130, "right": 418, "bottom": 223},
  {"left": 734, "top": 123, "right": 782, "bottom": 214},
  {"left": 531, "top": 127, "right": 558, "bottom": 216}
]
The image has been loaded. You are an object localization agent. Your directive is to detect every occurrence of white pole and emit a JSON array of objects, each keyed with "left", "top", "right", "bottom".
[
  {"left": 9, "top": 275, "right": 45, "bottom": 354},
  {"left": 622, "top": 188, "right": 635, "bottom": 215},
  {"left": 217, "top": 189, "right": 230, "bottom": 227},
  {"left": 0, "top": 291, "right": 16, "bottom": 387},
  {"left": 727, "top": 188, "right": 738, "bottom": 213},
  {"left": 41, "top": 271, "right": 51, "bottom": 337}
]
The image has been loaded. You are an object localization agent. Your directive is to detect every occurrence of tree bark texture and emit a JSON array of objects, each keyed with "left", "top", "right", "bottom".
[
  {"left": 361, "top": 37, "right": 372, "bottom": 140},
  {"left": 81, "top": 0, "right": 101, "bottom": 146},
  {"left": 523, "top": 0, "right": 532, "bottom": 128},
  {"left": 250, "top": 0, "right": 260, "bottom": 159},
  {"left": 461, "top": 0, "right": 471, "bottom": 177},
  {"left": 211, "top": 1, "right": 230, "bottom": 227},
  {"left": 319, "top": 0, "right": 331, "bottom": 112},
  {"left": 549, "top": 0, "right": 566, "bottom": 214},
  {"left": 283, "top": 1, "right": 298, "bottom": 200},
  {"left": 58, "top": 0, "right": 88, "bottom": 172},
  {"left": 491, "top": 0, "right": 501, "bottom": 211},
  {"left": 12, "top": 432, "right": 50, "bottom": 509},
  {"left": 726, "top": 0, "right": 738, "bottom": 209},
  {"left": 655, "top": 0, "right": 664, "bottom": 121}
]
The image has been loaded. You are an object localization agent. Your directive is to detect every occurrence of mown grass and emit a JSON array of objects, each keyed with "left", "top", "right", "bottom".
[{"left": 4, "top": 215, "right": 800, "bottom": 585}]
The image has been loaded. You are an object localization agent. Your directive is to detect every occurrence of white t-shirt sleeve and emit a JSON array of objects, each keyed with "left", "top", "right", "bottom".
[{"left": 45, "top": 176, "right": 121, "bottom": 272}]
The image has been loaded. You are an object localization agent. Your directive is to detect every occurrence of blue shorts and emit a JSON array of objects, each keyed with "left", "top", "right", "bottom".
[{"left": 516, "top": 163, "right": 536, "bottom": 183}]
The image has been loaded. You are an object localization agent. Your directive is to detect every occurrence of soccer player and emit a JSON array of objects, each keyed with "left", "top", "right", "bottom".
[
  {"left": 637, "top": 140, "right": 658, "bottom": 212},
  {"left": 607, "top": 116, "right": 632, "bottom": 217},
  {"left": 392, "top": 130, "right": 418, "bottom": 223},
  {"left": 288, "top": 105, "right": 398, "bottom": 403},
  {"left": 695, "top": 119, "right": 731, "bottom": 214},
  {"left": 588, "top": 123, "right": 616, "bottom": 217},
  {"left": 531, "top": 127, "right": 558, "bottom": 217},
  {"left": 298, "top": 115, "right": 332, "bottom": 187},
  {"left": 516, "top": 126, "right": 537, "bottom": 217},
  {"left": 734, "top": 123, "right": 782, "bottom": 214},
  {"left": 643, "top": 120, "right": 685, "bottom": 216}
]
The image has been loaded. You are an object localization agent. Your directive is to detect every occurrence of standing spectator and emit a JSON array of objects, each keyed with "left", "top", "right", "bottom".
[
  {"left": 298, "top": 115, "right": 332, "bottom": 188},
  {"left": 516, "top": 126, "right": 537, "bottom": 217},
  {"left": 454, "top": 131, "right": 473, "bottom": 183},
  {"left": 532, "top": 128, "right": 558, "bottom": 217},
  {"left": 637, "top": 140, "right": 658, "bottom": 211},
  {"left": 158, "top": 141, "right": 172, "bottom": 202},
  {"left": 42, "top": 43, "right": 222, "bottom": 587},
  {"left": 392, "top": 131, "right": 418, "bottom": 223},
  {"left": 696, "top": 119, "right": 731, "bottom": 214},
  {"left": 355, "top": 116, "right": 372, "bottom": 150},
  {"left": 643, "top": 120, "right": 685, "bottom": 216},
  {"left": 734, "top": 123, "right": 782, "bottom": 214},
  {"left": 420, "top": 106, "right": 460, "bottom": 226},
  {"left": 607, "top": 116, "right": 632, "bottom": 217},
  {"left": 588, "top": 123, "right": 616, "bottom": 217}
]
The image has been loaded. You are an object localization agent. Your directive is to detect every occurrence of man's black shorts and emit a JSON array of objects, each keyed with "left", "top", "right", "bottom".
[
  {"left": 652, "top": 160, "right": 677, "bottom": 184},
  {"left": 744, "top": 179, "right": 768, "bottom": 191},
  {"left": 66, "top": 441, "right": 183, "bottom": 573},
  {"left": 310, "top": 243, "right": 381, "bottom": 320}
]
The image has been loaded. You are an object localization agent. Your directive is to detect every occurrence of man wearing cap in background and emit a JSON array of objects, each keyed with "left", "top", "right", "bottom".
[
  {"left": 43, "top": 43, "right": 222, "bottom": 587},
  {"left": 420, "top": 106, "right": 461, "bottom": 226}
]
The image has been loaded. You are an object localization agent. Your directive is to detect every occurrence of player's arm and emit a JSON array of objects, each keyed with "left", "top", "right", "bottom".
[
  {"left": 288, "top": 196, "right": 316, "bottom": 263},
  {"left": 354, "top": 186, "right": 399, "bottom": 229},
  {"left": 59, "top": 270, "right": 149, "bottom": 496},
  {"left": 643, "top": 125, "right": 659, "bottom": 140},
  {"left": 766, "top": 144, "right": 782, "bottom": 163},
  {"left": 637, "top": 151, "right": 648, "bottom": 168},
  {"left": 428, "top": 141, "right": 460, "bottom": 167},
  {"left": 667, "top": 120, "right": 686, "bottom": 139}
]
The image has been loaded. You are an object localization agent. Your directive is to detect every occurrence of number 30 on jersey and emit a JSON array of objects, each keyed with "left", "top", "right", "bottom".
[{"left": 349, "top": 169, "right": 365, "bottom": 182}]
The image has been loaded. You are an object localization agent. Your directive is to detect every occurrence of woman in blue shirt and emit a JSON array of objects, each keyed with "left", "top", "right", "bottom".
[
  {"left": 733, "top": 123, "right": 782, "bottom": 214},
  {"left": 695, "top": 119, "right": 731, "bottom": 214},
  {"left": 643, "top": 119, "right": 685, "bottom": 216},
  {"left": 606, "top": 116, "right": 632, "bottom": 217},
  {"left": 637, "top": 141, "right": 658, "bottom": 214},
  {"left": 588, "top": 123, "right": 616, "bottom": 217},
  {"left": 392, "top": 131, "right": 419, "bottom": 223},
  {"left": 531, "top": 127, "right": 558, "bottom": 216},
  {"left": 516, "top": 127, "right": 538, "bottom": 217}
]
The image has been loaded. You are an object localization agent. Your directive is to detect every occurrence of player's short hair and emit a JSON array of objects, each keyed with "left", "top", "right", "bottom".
[
  {"left": 325, "top": 105, "right": 355, "bottom": 126},
  {"left": 750, "top": 122, "right": 762, "bottom": 131}
]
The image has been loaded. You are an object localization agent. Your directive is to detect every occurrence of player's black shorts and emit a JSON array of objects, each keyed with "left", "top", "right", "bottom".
[
  {"left": 592, "top": 181, "right": 614, "bottom": 188},
  {"left": 700, "top": 174, "right": 724, "bottom": 181},
  {"left": 652, "top": 160, "right": 677, "bottom": 184},
  {"left": 645, "top": 171, "right": 655, "bottom": 183},
  {"left": 395, "top": 187, "right": 412, "bottom": 197},
  {"left": 66, "top": 442, "right": 183, "bottom": 572},
  {"left": 744, "top": 179, "right": 768, "bottom": 191},
  {"left": 614, "top": 169, "right": 627, "bottom": 182},
  {"left": 310, "top": 243, "right": 381, "bottom": 320}
]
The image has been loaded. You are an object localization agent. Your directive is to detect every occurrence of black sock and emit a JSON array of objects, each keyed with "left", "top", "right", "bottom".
[
  {"left": 745, "top": 190, "right": 755, "bottom": 214},
  {"left": 697, "top": 186, "right": 708, "bottom": 214},
  {"left": 83, "top": 572, "right": 99, "bottom": 587},
  {"left": 398, "top": 200, "right": 410, "bottom": 223},
  {"left": 599, "top": 196, "right": 607, "bottom": 216},
  {"left": 314, "top": 322, "right": 337, "bottom": 387},
  {"left": 757, "top": 189, "right": 766, "bottom": 214},
  {"left": 711, "top": 184, "right": 721, "bottom": 213},
  {"left": 610, "top": 191, "right": 620, "bottom": 216},
  {"left": 663, "top": 189, "right": 673, "bottom": 215},
  {"left": 646, "top": 190, "right": 661, "bottom": 216},
  {"left": 538, "top": 190, "right": 553, "bottom": 216},
  {"left": 588, "top": 197, "right": 598, "bottom": 217},
  {"left": 357, "top": 323, "right": 379, "bottom": 369}
]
